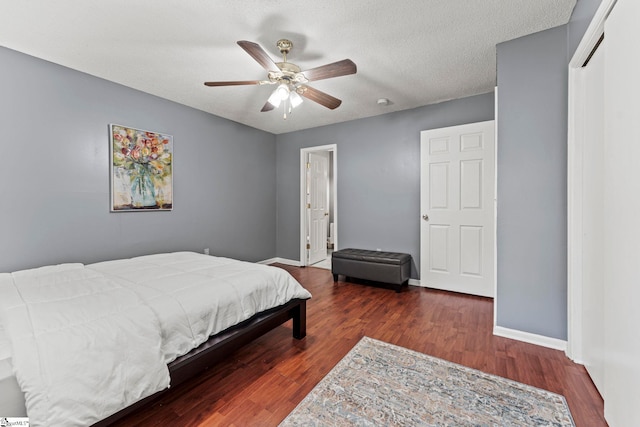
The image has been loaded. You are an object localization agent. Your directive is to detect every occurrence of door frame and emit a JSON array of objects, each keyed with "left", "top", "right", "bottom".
[
  {"left": 567, "top": 0, "right": 617, "bottom": 362},
  {"left": 299, "top": 144, "right": 338, "bottom": 267}
]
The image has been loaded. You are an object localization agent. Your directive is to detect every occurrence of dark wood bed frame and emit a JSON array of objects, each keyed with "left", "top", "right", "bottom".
[{"left": 93, "top": 298, "right": 307, "bottom": 427}]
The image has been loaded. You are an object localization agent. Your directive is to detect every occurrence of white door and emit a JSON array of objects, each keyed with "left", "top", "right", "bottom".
[
  {"left": 603, "top": 0, "right": 640, "bottom": 423},
  {"left": 580, "top": 39, "right": 605, "bottom": 396},
  {"left": 420, "top": 121, "right": 495, "bottom": 297},
  {"left": 307, "top": 151, "right": 329, "bottom": 265}
]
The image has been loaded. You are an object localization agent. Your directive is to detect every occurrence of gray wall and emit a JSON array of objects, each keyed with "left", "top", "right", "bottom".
[
  {"left": 495, "top": 0, "right": 602, "bottom": 340},
  {"left": 0, "top": 47, "right": 277, "bottom": 272},
  {"left": 275, "top": 93, "right": 495, "bottom": 277},
  {"left": 496, "top": 26, "right": 569, "bottom": 339}
]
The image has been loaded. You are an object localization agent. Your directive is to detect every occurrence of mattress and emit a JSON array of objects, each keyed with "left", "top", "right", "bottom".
[{"left": 0, "top": 322, "right": 27, "bottom": 417}]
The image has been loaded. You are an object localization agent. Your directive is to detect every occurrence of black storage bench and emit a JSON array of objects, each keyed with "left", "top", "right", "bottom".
[{"left": 331, "top": 248, "right": 411, "bottom": 292}]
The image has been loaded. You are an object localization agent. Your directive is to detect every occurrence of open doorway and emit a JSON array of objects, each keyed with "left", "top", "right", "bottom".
[{"left": 299, "top": 144, "right": 337, "bottom": 268}]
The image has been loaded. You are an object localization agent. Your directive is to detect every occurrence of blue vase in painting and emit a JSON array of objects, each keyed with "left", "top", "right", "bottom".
[{"left": 131, "top": 163, "right": 156, "bottom": 208}]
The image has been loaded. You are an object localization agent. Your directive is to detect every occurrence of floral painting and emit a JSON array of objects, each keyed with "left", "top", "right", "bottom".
[{"left": 110, "top": 124, "right": 173, "bottom": 211}]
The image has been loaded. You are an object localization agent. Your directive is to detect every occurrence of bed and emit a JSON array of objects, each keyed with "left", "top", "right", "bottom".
[{"left": 0, "top": 252, "right": 311, "bottom": 426}]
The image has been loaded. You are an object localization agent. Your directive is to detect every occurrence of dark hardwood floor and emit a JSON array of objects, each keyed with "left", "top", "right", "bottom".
[{"left": 118, "top": 264, "right": 606, "bottom": 426}]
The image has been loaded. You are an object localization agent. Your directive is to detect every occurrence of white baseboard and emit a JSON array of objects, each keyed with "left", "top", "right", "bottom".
[
  {"left": 257, "top": 257, "right": 301, "bottom": 266},
  {"left": 493, "top": 326, "right": 567, "bottom": 351},
  {"left": 389, "top": 280, "right": 569, "bottom": 351}
]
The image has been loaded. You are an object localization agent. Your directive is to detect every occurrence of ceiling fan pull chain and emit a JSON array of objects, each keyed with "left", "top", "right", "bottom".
[{"left": 283, "top": 97, "right": 288, "bottom": 120}]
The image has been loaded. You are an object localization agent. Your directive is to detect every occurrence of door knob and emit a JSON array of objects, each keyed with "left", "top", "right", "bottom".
[{"left": 422, "top": 214, "right": 429, "bottom": 221}]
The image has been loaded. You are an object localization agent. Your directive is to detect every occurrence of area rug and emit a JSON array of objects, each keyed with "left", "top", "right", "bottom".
[{"left": 280, "top": 337, "right": 575, "bottom": 426}]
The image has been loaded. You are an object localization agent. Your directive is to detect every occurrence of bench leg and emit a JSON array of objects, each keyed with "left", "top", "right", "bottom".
[
  {"left": 332, "top": 274, "right": 338, "bottom": 282},
  {"left": 396, "top": 280, "right": 409, "bottom": 293}
]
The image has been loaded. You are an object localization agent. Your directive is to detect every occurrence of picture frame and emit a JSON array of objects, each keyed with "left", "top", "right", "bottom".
[{"left": 109, "top": 124, "right": 173, "bottom": 211}]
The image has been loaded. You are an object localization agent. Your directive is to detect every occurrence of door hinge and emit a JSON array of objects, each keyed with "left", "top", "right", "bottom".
[
  {"left": 306, "top": 243, "right": 311, "bottom": 249},
  {"left": 306, "top": 162, "right": 311, "bottom": 169},
  {"left": 307, "top": 203, "right": 311, "bottom": 209}
]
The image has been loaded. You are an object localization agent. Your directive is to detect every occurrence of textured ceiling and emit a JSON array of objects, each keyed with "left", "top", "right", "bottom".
[{"left": 0, "top": 0, "right": 575, "bottom": 134}]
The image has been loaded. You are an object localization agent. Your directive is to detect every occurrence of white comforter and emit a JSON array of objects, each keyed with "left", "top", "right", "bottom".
[
  {"left": 0, "top": 252, "right": 311, "bottom": 426},
  {"left": 0, "top": 263, "right": 170, "bottom": 427},
  {"left": 87, "top": 252, "right": 312, "bottom": 363}
]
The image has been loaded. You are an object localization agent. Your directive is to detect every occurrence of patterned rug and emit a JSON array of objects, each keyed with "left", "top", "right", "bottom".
[{"left": 280, "top": 337, "right": 575, "bottom": 426}]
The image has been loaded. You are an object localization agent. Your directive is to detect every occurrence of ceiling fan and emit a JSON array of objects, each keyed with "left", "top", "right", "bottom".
[{"left": 204, "top": 39, "right": 357, "bottom": 118}]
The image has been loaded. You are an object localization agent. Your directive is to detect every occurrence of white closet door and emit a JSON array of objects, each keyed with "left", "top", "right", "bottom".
[
  {"left": 603, "top": 0, "right": 640, "bottom": 424},
  {"left": 581, "top": 39, "right": 606, "bottom": 396}
]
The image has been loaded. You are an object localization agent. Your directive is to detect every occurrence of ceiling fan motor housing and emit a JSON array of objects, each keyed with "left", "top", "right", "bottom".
[{"left": 277, "top": 39, "right": 293, "bottom": 55}]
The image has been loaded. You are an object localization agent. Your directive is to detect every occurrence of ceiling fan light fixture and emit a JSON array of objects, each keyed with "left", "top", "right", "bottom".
[
  {"left": 267, "top": 87, "right": 284, "bottom": 108},
  {"left": 276, "top": 84, "right": 290, "bottom": 101},
  {"left": 290, "top": 90, "right": 303, "bottom": 108}
]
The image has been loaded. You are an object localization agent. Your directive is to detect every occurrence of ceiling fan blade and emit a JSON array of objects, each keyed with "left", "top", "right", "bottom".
[
  {"left": 302, "top": 59, "right": 357, "bottom": 82},
  {"left": 204, "top": 80, "right": 263, "bottom": 87},
  {"left": 300, "top": 86, "right": 342, "bottom": 110},
  {"left": 237, "top": 40, "right": 280, "bottom": 72},
  {"left": 261, "top": 101, "right": 276, "bottom": 112}
]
